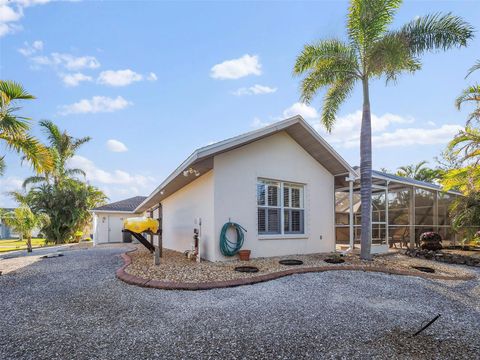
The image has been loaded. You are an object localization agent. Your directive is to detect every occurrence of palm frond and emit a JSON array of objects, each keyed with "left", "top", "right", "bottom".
[
  {"left": 0, "top": 156, "right": 4, "bottom": 176},
  {"left": 0, "top": 80, "right": 35, "bottom": 104},
  {"left": 367, "top": 32, "right": 422, "bottom": 81},
  {"left": 0, "top": 113, "right": 31, "bottom": 135},
  {"left": 0, "top": 132, "right": 53, "bottom": 173},
  {"left": 455, "top": 84, "right": 480, "bottom": 109},
  {"left": 448, "top": 127, "right": 480, "bottom": 164},
  {"left": 71, "top": 136, "right": 92, "bottom": 152},
  {"left": 64, "top": 168, "right": 86, "bottom": 179},
  {"left": 39, "top": 120, "right": 63, "bottom": 150},
  {"left": 8, "top": 191, "right": 29, "bottom": 205},
  {"left": 23, "top": 176, "right": 48, "bottom": 188},
  {"left": 400, "top": 13, "right": 474, "bottom": 56},
  {"left": 293, "top": 39, "right": 359, "bottom": 77},
  {"left": 321, "top": 79, "right": 356, "bottom": 132},
  {"left": 465, "top": 59, "right": 480, "bottom": 78},
  {"left": 348, "top": 0, "right": 402, "bottom": 49}
]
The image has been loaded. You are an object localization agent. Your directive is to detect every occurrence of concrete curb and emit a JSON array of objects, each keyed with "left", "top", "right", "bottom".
[{"left": 116, "top": 250, "right": 476, "bottom": 291}]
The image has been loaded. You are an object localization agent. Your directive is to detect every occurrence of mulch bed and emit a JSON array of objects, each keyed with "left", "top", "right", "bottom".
[{"left": 116, "top": 246, "right": 477, "bottom": 290}]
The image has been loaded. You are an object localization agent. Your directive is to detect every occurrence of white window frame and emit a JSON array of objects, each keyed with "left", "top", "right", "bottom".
[{"left": 257, "top": 178, "right": 306, "bottom": 239}]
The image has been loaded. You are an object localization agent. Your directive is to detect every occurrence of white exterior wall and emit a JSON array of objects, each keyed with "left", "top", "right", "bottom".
[
  {"left": 161, "top": 170, "right": 215, "bottom": 260},
  {"left": 213, "top": 131, "right": 335, "bottom": 260},
  {"left": 93, "top": 212, "right": 135, "bottom": 244}
]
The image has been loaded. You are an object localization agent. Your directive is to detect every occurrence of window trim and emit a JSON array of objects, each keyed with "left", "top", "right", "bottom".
[{"left": 257, "top": 178, "right": 306, "bottom": 238}]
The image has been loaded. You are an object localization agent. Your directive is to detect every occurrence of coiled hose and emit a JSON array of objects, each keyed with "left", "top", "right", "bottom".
[{"left": 219, "top": 222, "right": 247, "bottom": 256}]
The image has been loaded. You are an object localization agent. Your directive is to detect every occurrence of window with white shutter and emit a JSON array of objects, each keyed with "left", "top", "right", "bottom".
[{"left": 257, "top": 179, "right": 305, "bottom": 236}]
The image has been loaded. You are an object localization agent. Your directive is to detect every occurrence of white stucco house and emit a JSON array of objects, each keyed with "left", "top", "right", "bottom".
[
  {"left": 134, "top": 115, "right": 357, "bottom": 261},
  {"left": 92, "top": 196, "right": 147, "bottom": 244}
]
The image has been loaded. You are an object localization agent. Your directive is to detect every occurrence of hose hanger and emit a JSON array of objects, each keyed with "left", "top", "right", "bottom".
[{"left": 219, "top": 222, "right": 247, "bottom": 256}]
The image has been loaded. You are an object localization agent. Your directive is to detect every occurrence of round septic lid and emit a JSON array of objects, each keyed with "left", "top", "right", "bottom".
[
  {"left": 234, "top": 266, "right": 259, "bottom": 273},
  {"left": 279, "top": 259, "right": 304, "bottom": 266}
]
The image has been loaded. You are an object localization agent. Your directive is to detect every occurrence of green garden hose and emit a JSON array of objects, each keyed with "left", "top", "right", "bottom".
[{"left": 219, "top": 222, "right": 247, "bottom": 256}]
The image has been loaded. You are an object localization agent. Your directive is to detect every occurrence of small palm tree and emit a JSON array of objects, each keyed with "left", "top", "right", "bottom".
[
  {"left": 0, "top": 80, "right": 52, "bottom": 175},
  {"left": 2, "top": 205, "right": 49, "bottom": 252},
  {"left": 23, "top": 120, "right": 91, "bottom": 187},
  {"left": 293, "top": 0, "right": 473, "bottom": 259},
  {"left": 456, "top": 59, "right": 480, "bottom": 125}
]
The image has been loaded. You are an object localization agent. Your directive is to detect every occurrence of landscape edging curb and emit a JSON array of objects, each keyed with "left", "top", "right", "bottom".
[{"left": 116, "top": 250, "right": 476, "bottom": 290}]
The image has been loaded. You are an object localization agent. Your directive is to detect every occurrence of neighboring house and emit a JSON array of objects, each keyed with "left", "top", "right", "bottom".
[
  {"left": 135, "top": 115, "right": 355, "bottom": 261},
  {"left": 91, "top": 196, "right": 147, "bottom": 244},
  {"left": 0, "top": 208, "right": 15, "bottom": 239}
]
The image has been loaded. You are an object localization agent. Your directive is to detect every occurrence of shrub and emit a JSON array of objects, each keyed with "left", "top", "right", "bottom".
[{"left": 420, "top": 232, "right": 443, "bottom": 251}]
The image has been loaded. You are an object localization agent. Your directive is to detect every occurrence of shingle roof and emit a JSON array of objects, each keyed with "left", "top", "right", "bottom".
[{"left": 93, "top": 196, "right": 147, "bottom": 212}]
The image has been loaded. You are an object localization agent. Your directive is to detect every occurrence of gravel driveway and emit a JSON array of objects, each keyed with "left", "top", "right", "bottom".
[{"left": 1, "top": 245, "right": 479, "bottom": 360}]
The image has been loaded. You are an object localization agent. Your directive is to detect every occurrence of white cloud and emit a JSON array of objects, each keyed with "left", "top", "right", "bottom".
[
  {"left": 18, "top": 40, "right": 43, "bottom": 56},
  {"left": 210, "top": 54, "right": 261, "bottom": 80},
  {"left": 372, "top": 124, "right": 462, "bottom": 148},
  {"left": 282, "top": 102, "right": 319, "bottom": 120},
  {"left": 233, "top": 84, "right": 277, "bottom": 96},
  {"left": 67, "top": 155, "right": 155, "bottom": 188},
  {"left": 147, "top": 72, "right": 157, "bottom": 81},
  {"left": 97, "top": 69, "right": 143, "bottom": 87},
  {"left": 30, "top": 52, "right": 100, "bottom": 70},
  {"left": 0, "top": 176, "right": 23, "bottom": 207},
  {"left": 60, "top": 72, "right": 93, "bottom": 87},
  {"left": 59, "top": 96, "right": 132, "bottom": 115},
  {"left": 254, "top": 101, "right": 459, "bottom": 149},
  {"left": 0, "top": 1, "right": 50, "bottom": 37},
  {"left": 106, "top": 139, "right": 128, "bottom": 152},
  {"left": 0, "top": 4, "right": 23, "bottom": 23}
]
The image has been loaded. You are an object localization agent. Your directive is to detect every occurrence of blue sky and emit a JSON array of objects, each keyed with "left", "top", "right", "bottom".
[{"left": 1, "top": 0, "right": 479, "bottom": 207}]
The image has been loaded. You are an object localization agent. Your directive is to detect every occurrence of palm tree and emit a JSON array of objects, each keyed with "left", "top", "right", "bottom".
[
  {"left": 456, "top": 59, "right": 480, "bottom": 125},
  {"left": 23, "top": 120, "right": 91, "bottom": 187},
  {"left": 442, "top": 126, "right": 480, "bottom": 194},
  {"left": 396, "top": 161, "right": 440, "bottom": 182},
  {"left": 2, "top": 205, "right": 49, "bottom": 252},
  {"left": 0, "top": 80, "right": 52, "bottom": 175},
  {"left": 293, "top": 0, "right": 473, "bottom": 259}
]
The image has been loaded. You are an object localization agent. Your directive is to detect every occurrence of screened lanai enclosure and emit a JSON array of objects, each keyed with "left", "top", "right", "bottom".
[{"left": 335, "top": 170, "right": 461, "bottom": 253}]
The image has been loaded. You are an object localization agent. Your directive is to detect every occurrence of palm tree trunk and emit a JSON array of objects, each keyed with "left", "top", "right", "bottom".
[
  {"left": 27, "top": 236, "right": 32, "bottom": 253},
  {"left": 360, "top": 78, "right": 372, "bottom": 260}
]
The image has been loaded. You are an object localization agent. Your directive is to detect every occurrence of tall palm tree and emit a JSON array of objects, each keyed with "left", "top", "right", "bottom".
[
  {"left": 456, "top": 59, "right": 480, "bottom": 125},
  {"left": 0, "top": 80, "right": 52, "bottom": 175},
  {"left": 23, "top": 120, "right": 91, "bottom": 187},
  {"left": 293, "top": 0, "right": 473, "bottom": 259}
]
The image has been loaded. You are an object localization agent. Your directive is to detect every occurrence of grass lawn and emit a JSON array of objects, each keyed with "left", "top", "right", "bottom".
[{"left": 0, "top": 238, "right": 49, "bottom": 253}]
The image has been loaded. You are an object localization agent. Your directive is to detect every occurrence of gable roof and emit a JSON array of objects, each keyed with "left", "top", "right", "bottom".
[
  {"left": 93, "top": 196, "right": 147, "bottom": 213},
  {"left": 135, "top": 115, "right": 356, "bottom": 213}
]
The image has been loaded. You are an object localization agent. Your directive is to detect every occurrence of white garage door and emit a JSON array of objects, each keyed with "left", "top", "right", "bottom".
[{"left": 108, "top": 216, "right": 125, "bottom": 243}]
